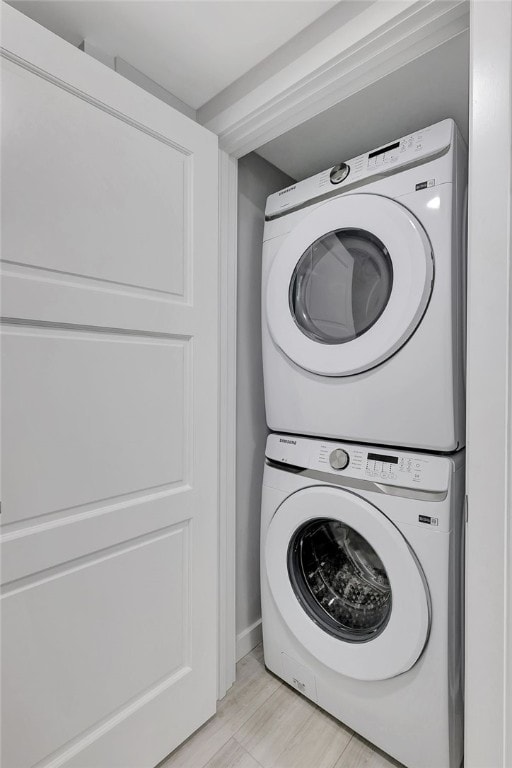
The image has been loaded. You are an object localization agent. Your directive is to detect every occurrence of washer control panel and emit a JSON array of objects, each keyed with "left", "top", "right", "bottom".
[
  {"left": 265, "top": 118, "right": 454, "bottom": 218},
  {"left": 364, "top": 450, "right": 427, "bottom": 484},
  {"left": 266, "top": 433, "right": 451, "bottom": 493}
]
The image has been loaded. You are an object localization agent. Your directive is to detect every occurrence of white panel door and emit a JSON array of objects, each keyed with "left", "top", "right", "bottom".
[{"left": 0, "top": 6, "right": 219, "bottom": 768}]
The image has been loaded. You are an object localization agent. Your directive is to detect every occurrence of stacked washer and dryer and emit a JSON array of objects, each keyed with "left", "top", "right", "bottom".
[{"left": 260, "top": 119, "right": 467, "bottom": 768}]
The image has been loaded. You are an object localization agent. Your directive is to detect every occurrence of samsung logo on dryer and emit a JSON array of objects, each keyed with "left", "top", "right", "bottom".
[
  {"left": 278, "top": 186, "right": 296, "bottom": 196},
  {"left": 279, "top": 438, "right": 297, "bottom": 445}
]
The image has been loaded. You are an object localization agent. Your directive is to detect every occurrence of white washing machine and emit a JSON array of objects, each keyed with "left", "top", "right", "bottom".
[
  {"left": 262, "top": 119, "right": 467, "bottom": 452},
  {"left": 261, "top": 433, "right": 464, "bottom": 768}
]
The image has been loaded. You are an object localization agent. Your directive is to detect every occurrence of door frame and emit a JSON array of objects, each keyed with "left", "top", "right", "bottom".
[{"left": 214, "top": 2, "right": 512, "bottom": 766}]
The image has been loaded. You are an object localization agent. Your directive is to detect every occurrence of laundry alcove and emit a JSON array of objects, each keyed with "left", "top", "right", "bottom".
[{"left": 233, "top": 26, "right": 470, "bottom": 675}]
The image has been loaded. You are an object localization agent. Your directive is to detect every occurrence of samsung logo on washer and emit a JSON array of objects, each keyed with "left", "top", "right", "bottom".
[
  {"left": 278, "top": 186, "right": 296, "bottom": 196},
  {"left": 279, "top": 438, "right": 297, "bottom": 445}
]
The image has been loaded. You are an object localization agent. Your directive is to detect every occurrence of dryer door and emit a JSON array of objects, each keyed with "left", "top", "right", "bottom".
[
  {"left": 265, "top": 193, "right": 433, "bottom": 376},
  {"left": 265, "top": 486, "right": 431, "bottom": 681}
]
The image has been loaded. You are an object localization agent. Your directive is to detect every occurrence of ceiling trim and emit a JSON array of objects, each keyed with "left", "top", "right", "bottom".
[
  {"left": 199, "top": 0, "right": 469, "bottom": 158},
  {"left": 196, "top": 1, "right": 374, "bottom": 126}
]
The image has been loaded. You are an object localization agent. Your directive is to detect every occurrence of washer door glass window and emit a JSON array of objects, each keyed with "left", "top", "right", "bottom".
[
  {"left": 289, "top": 230, "right": 393, "bottom": 345},
  {"left": 288, "top": 518, "right": 392, "bottom": 642},
  {"left": 264, "top": 485, "right": 431, "bottom": 680}
]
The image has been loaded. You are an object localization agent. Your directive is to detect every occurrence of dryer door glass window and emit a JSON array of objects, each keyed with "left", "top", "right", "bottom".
[
  {"left": 289, "top": 229, "right": 393, "bottom": 345},
  {"left": 288, "top": 518, "right": 392, "bottom": 642}
]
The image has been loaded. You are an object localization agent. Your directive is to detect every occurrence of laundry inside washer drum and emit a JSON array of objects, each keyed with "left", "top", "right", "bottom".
[{"left": 288, "top": 519, "right": 392, "bottom": 643}]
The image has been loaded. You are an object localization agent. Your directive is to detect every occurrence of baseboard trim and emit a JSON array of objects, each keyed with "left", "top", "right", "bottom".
[{"left": 236, "top": 619, "right": 262, "bottom": 662}]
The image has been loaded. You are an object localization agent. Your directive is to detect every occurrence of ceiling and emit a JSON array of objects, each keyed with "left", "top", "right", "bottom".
[
  {"left": 6, "top": 1, "right": 469, "bottom": 184},
  {"left": 258, "top": 31, "right": 470, "bottom": 181},
  {"left": 7, "top": 0, "right": 336, "bottom": 109}
]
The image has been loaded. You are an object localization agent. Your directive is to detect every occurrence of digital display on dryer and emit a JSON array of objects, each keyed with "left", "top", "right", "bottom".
[
  {"left": 367, "top": 452, "right": 399, "bottom": 464},
  {"left": 368, "top": 141, "right": 400, "bottom": 159}
]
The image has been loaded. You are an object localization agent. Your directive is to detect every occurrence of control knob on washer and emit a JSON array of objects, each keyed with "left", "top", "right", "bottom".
[{"left": 329, "top": 448, "right": 349, "bottom": 471}]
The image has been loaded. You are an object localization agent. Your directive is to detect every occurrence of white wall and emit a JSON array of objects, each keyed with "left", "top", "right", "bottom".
[
  {"left": 257, "top": 31, "right": 469, "bottom": 180},
  {"left": 236, "top": 153, "right": 293, "bottom": 660}
]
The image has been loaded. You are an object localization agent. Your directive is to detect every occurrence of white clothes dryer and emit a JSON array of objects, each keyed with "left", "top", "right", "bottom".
[
  {"left": 261, "top": 433, "right": 464, "bottom": 768},
  {"left": 262, "top": 119, "right": 467, "bottom": 452}
]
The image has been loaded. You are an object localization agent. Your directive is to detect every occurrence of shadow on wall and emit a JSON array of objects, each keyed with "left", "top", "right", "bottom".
[{"left": 235, "top": 153, "right": 294, "bottom": 655}]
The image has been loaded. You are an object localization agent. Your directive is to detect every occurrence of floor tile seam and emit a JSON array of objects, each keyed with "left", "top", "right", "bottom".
[
  {"left": 221, "top": 669, "right": 283, "bottom": 717},
  {"left": 164, "top": 711, "right": 239, "bottom": 768},
  {"left": 233, "top": 669, "right": 281, "bottom": 701},
  {"left": 231, "top": 736, "right": 266, "bottom": 768},
  {"left": 196, "top": 732, "right": 241, "bottom": 768},
  {"left": 261, "top": 708, "right": 319, "bottom": 768},
  {"left": 229, "top": 679, "right": 285, "bottom": 739},
  {"left": 273, "top": 707, "right": 354, "bottom": 768},
  {"left": 235, "top": 697, "right": 317, "bottom": 768},
  {"left": 333, "top": 733, "right": 356, "bottom": 767},
  {"left": 326, "top": 730, "right": 357, "bottom": 768},
  {"left": 158, "top": 729, "right": 211, "bottom": 767},
  {"left": 234, "top": 664, "right": 356, "bottom": 768}
]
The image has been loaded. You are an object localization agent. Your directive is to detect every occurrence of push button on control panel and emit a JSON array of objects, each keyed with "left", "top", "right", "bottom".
[
  {"left": 329, "top": 448, "right": 350, "bottom": 471},
  {"left": 366, "top": 451, "right": 399, "bottom": 480}
]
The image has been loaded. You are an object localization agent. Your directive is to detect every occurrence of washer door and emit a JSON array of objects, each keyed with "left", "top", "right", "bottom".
[
  {"left": 266, "top": 194, "right": 433, "bottom": 376},
  {"left": 265, "top": 486, "right": 431, "bottom": 681}
]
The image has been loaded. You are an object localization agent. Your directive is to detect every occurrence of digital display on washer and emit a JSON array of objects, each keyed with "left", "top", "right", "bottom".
[
  {"left": 368, "top": 141, "right": 400, "bottom": 159},
  {"left": 367, "top": 452, "right": 399, "bottom": 464}
]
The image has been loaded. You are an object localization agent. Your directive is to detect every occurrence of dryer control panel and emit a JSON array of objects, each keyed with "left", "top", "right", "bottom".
[
  {"left": 265, "top": 118, "right": 454, "bottom": 219},
  {"left": 266, "top": 433, "right": 453, "bottom": 493}
]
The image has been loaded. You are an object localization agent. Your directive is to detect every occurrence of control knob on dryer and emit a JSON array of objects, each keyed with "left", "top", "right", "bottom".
[
  {"left": 329, "top": 448, "right": 349, "bottom": 471},
  {"left": 330, "top": 163, "right": 350, "bottom": 184}
]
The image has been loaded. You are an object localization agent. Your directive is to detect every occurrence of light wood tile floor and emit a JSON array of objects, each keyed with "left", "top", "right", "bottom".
[{"left": 161, "top": 645, "right": 404, "bottom": 768}]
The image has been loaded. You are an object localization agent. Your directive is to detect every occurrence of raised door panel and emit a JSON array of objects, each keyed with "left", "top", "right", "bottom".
[
  {"left": 1, "top": 59, "right": 188, "bottom": 299},
  {"left": 2, "top": 526, "right": 189, "bottom": 768},
  {"left": 2, "top": 327, "right": 190, "bottom": 524}
]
